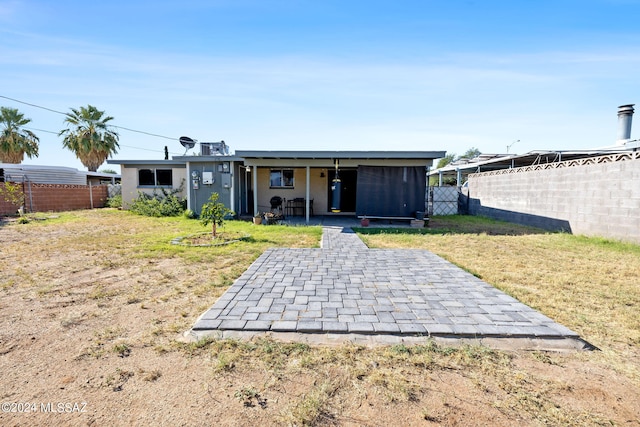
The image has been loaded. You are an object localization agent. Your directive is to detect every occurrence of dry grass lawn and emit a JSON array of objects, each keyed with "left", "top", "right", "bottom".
[{"left": 0, "top": 210, "right": 638, "bottom": 426}]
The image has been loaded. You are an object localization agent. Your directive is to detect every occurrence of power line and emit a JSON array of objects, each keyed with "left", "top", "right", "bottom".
[
  {"left": 23, "top": 126, "right": 184, "bottom": 155},
  {"left": 0, "top": 95, "right": 180, "bottom": 141},
  {"left": 111, "top": 125, "right": 177, "bottom": 141},
  {"left": 24, "top": 127, "right": 58, "bottom": 135},
  {"left": 0, "top": 95, "right": 66, "bottom": 115}
]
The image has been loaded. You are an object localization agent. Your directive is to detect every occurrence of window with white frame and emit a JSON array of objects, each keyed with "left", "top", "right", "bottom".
[
  {"left": 269, "top": 169, "right": 294, "bottom": 188},
  {"left": 138, "top": 168, "right": 173, "bottom": 186}
]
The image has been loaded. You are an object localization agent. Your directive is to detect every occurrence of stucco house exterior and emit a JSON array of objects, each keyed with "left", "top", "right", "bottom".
[
  {"left": 109, "top": 144, "right": 445, "bottom": 223},
  {"left": 114, "top": 159, "right": 188, "bottom": 209}
]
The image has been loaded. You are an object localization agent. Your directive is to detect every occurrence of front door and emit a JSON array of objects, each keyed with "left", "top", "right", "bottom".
[{"left": 327, "top": 169, "right": 357, "bottom": 212}]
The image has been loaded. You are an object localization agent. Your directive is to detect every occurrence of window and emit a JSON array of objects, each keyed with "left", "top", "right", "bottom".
[
  {"left": 270, "top": 169, "right": 294, "bottom": 188},
  {"left": 155, "top": 169, "right": 173, "bottom": 186},
  {"left": 138, "top": 169, "right": 173, "bottom": 186}
]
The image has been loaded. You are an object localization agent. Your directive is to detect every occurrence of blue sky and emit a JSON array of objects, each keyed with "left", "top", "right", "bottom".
[{"left": 1, "top": 0, "right": 639, "bottom": 172}]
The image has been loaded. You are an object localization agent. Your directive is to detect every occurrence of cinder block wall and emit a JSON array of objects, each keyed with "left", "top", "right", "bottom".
[
  {"left": 465, "top": 157, "right": 640, "bottom": 244},
  {"left": 0, "top": 183, "right": 109, "bottom": 215}
]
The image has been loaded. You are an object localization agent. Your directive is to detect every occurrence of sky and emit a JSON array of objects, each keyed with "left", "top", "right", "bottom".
[{"left": 1, "top": 0, "right": 640, "bottom": 173}]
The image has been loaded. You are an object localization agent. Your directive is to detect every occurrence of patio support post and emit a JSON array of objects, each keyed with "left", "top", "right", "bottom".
[
  {"left": 305, "top": 166, "right": 310, "bottom": 224},
  {"left": 438, "top": 170, "right": 443, "bottom": 187},
  {"left": 456, "top": 168, "right": 462, "bottom": 187},
  {"left": 229, "top": 161, "right": 235, "bottom": 215},
  {"left": 252, "top": 166, "right": 258, "bottom": 217}
]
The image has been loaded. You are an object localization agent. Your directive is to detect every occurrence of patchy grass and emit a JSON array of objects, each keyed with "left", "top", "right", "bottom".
[
  {"left": 0, "top": 210, "right": 638, "bottom": 426},
  {"left": 359, "top": 215, "right": 640, "bottom": 383},
  {"left": 358, "top": 216, "right": 640, "bottom": 351}
]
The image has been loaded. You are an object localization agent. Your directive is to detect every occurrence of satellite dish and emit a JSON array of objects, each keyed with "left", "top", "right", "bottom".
[{"left": 179, "top": 136, "right": 196, "bottom": 154}]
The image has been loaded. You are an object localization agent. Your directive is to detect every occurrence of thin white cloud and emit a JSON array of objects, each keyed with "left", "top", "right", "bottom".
[{"left": 1, "top": 27, "right": 636, "bottom": 166}]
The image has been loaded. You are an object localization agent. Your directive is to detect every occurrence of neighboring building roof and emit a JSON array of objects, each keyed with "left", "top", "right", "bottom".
[
  {"left": 236, "top": 150, "right": 446, "bottom": 160},
  {"left": 84, "top": 171, "right": 120, "bottom": 179},
  {"left": 1, "top": 163, "right": 120, "bottom": 185},
  {"left": 429, "top": 146, "right": 640, "bottom": 180}
]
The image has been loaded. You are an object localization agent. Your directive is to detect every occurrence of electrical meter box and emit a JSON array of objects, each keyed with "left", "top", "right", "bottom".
[{"left": 202, "top": 171, "right": 214, "bottom": 185}]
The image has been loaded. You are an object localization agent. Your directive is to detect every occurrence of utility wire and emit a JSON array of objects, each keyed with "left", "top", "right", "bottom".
[
  {"left": 0, "top": 95, "right": 180, "bottom": 141},
  {"left": 0, "top": 95, "right": 66, "bottom": 115},
  {"left": 24, "top": 126, "right": 184, "bottom": 156}
]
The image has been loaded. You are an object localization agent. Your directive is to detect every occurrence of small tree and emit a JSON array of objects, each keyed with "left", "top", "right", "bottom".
[
  {"left": 0, "top": 181, "right": 26, "bottom": 214},
  {"left": 200, "top": 193, "right": 232, "bottom": 238}
]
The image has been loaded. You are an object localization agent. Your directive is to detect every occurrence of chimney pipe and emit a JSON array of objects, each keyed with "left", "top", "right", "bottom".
[{"left": 616, "top": 104, "right": 634, "bottom": 145}]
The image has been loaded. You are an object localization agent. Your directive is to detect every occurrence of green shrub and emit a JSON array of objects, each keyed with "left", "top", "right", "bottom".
[
  {"left": 106, "top": 194, "right": 123, "bottom": 208},
  {"left": 129, "top": 185, "right": 186, "bottom": 217},
  {"left": 183, "top": 209, "right": 197, "bottom": 219},
  {"left": 0, "top": 182, "right": 25, "bottom": 212}
]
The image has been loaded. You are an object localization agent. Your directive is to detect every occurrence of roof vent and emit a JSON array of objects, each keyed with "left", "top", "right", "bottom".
[{"left": 616, "top": 104, "right": 634, "bottom": 145}]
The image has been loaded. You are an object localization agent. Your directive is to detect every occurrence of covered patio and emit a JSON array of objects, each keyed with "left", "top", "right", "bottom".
[{"left": 237, "top": 150, "right": 445, "bottom": 224}]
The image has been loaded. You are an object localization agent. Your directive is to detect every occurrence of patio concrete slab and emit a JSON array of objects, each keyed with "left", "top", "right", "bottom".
[{"left": 189, "top": 226, "right": 592, "bottom": 351}]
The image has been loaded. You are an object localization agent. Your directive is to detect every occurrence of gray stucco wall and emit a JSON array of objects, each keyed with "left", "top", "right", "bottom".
[
  {"left": 188, "top": 161, "right": 234, "bottom": 215},
  {"left": 463, "top": 153, "right": 640, "bottom": 244}
]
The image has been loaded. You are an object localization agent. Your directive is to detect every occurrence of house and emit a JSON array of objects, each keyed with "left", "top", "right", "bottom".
[
  {"left": 111, "top": 159, "right": 189, "bottom": 208},
  {"left": 111, "top": 141, "right": 244, "bottom": 215},
  {"left": 109, "top": 145, "right": 445, "bottom": 223}
]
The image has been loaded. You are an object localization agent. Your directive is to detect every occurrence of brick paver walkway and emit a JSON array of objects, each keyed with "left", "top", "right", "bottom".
[{"left": 191, "top": 226, "right": 588, "bottom": 350}]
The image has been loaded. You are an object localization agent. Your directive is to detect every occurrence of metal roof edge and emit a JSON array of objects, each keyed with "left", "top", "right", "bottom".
[
  {"left": 235, "top": 150, "right": 446, "bottom": 159},
  {"left": 173, "top": 155, "right": 244, "bottom": 162},
  {"left": 107, "top": 159, "right": 187, "bottom": 166}
]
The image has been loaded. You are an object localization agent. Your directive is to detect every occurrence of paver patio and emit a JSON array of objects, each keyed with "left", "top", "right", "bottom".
[{"left": 190, "top": 226, "right": 590, "bottom": 350}]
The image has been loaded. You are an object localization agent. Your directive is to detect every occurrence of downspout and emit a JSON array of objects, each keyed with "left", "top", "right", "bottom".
[{"left": 186, "top": 163, "right": 192, "bottom": 211}]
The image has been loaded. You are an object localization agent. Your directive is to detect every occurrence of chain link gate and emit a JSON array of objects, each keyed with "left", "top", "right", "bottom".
[{"left": 426, "top": 186, "right": 459, "bottom": 216}]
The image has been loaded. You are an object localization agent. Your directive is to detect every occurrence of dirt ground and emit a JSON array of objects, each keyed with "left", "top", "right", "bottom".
[{"left": 0, "top": 211, "right": 639, "bottom": 426}]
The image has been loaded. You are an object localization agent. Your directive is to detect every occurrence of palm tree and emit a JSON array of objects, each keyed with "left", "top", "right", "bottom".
[
  {"left": 0, "top": 107, "right": 40, "bottom": 164},
  {"left": 59, "top": 105, "right": 119, "bottom": 171}
]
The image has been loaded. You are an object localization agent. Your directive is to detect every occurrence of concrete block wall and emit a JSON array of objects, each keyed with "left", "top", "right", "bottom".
[
  {"left": 0, "top": 183, "right": 109, "bottom": 215},
  {"left": 465, "top": 156, "right": 640, "bottom": 244}
]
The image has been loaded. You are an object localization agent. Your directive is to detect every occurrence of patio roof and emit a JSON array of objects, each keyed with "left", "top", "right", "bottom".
[{"left": 236, "top": 150, "right": 446, "bottom": 160}]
